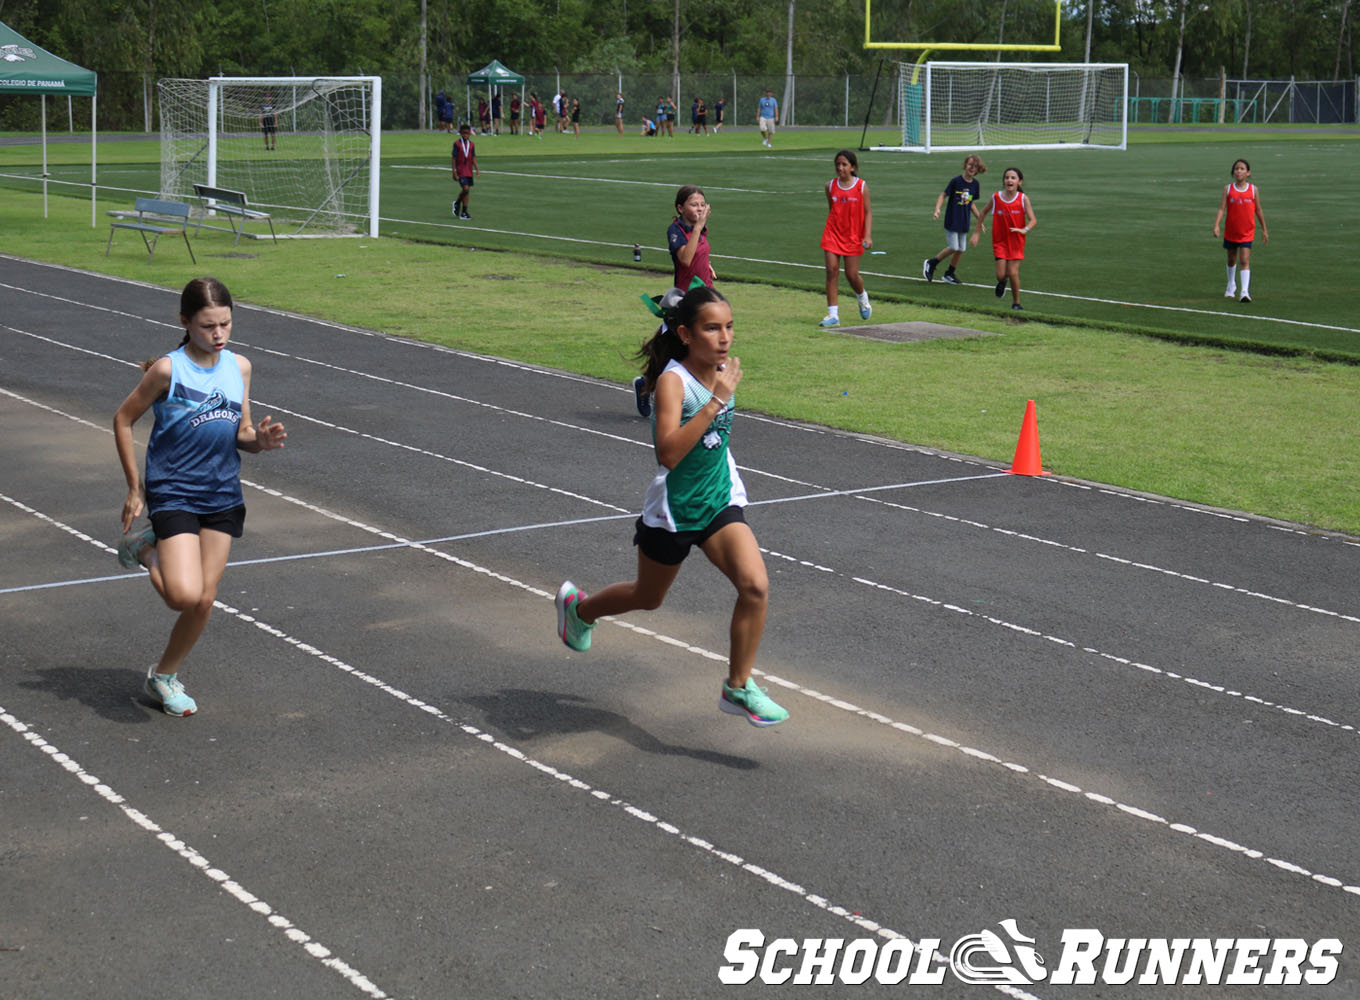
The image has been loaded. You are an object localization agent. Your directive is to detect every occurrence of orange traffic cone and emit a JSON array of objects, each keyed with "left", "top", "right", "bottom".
[{"left": 1007, "top": 399, "right": 1047, "bottom": 476}]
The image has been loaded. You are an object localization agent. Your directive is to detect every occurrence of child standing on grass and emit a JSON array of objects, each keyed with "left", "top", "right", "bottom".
[
  {"left": 451, "top": 123, "right": 478, "bottom": 220},
  {"left": 555, "top": 285, "right": 788, "bottom": 728},
  {"left": 819, "top": 149, "right": 873, "bottom": 328},
  {"left": 1212, "top": 158, "right": 1269, "bottom": 303},
  {"left": 924, "top": 154, "right": 987, "bottom": 285},
  {"left": 974, "top": 166, "right": 1036, "bottom": 311},
  {"left": 113, "top": 277, "right": 287, "bottom": 717}
]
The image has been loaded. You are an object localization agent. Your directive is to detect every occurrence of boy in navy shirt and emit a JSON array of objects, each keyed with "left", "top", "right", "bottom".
[{"left": 924, "top": 154, "right": 987, "bottom": 284}]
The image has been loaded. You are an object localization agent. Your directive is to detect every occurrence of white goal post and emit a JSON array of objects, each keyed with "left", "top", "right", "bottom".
[
  {"left": 892, "top": 62, "right": 1127, "bottom": 153},
  {"left": 158, "top": 76, "right": 381, "bottom": 237}
]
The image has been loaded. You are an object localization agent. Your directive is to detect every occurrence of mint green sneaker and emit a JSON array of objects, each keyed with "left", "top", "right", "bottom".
[
  {"left": 144, "top": 672, "right": 197, "bottom": 717},
  {"left": 117, "top": 523, "right": 156, "bottom": 569},
  {"left": 555, "top": 581, "right": 594, "bottom": 652},
  {"left": 719, "top": 678, "right": 788, "bottom": 727}
]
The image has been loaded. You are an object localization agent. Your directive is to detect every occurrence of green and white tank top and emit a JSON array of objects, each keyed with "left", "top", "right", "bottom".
[{"left": 641, "top": 359, "right": 747, "bottom": 532}]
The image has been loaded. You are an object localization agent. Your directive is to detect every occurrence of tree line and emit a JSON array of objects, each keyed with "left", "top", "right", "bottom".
[{"left": 1, "top": 0, "right": 1352, "bottom": 130}]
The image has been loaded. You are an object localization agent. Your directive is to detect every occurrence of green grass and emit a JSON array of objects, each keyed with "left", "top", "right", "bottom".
[{"left": 4, "top": 126, "right": 1360, "bottom": 534}]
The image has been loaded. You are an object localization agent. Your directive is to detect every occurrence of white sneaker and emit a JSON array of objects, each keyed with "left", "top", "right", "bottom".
[{"left": 1224, "top": 287, "right": 1237, "bottom": 298}]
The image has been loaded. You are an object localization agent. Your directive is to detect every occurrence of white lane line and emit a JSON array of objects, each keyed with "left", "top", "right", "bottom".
[
  {"left": 8, "top": 486, "right": 1357, "bottom": 910},
  {"left": 1, "top": 515, "right": 1042, "bottom": 998},
  {"left": 0, "top": 708, "right": 392, "bottom": 999},
  {"left": 4, "top": 260, "right": 1356, "bottom": 551},
  {"left": 2, "top": 386, "right": 1355, "bottom": 739},
  {"left": 856, "top": 492, "right": 1360, "bottom": 625}
]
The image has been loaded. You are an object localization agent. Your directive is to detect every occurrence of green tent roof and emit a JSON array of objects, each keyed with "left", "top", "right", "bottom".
[
  {"left": 466, "top": 60, "right": 524, "bottom": 86},
  {"left": 0, "top": 22, "right": 97, "bottom": 97}
]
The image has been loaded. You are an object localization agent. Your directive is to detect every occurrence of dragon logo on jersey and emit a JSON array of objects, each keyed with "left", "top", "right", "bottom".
[{"left": 188, "top": 388, "right": 240, "bottom": 429}]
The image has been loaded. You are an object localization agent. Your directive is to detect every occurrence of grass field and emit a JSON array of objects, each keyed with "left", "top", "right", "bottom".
[
  {"left": 3, "top": 124, "right": 1360, "bottom": 533},
  {"left": 10, "top": 124, "right": 1358, "bottom": 356}
]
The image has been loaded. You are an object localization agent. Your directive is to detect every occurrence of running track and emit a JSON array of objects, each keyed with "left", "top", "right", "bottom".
[{"left": 2, "top": 254, "right": 1357, "bottom": 998}]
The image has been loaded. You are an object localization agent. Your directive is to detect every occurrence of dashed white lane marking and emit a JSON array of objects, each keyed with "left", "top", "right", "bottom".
[
  {"left": 1, "top": 514, "right": 1046, "bottom": 1000},
  {"left": 5, "top": 484, "right": 1358, "bottom": 908},
  {"left": 5, "top": 264, "right": 1357, "bottom": 550},
  {"left": 0, "top": 707, "right": 392, "bottom": 999},
  {"left": 2, "top": 384, "right": 1356, "bottom": 738},
  {"left": 855, "top": 492, "right": 1360, "bottom": 625}
]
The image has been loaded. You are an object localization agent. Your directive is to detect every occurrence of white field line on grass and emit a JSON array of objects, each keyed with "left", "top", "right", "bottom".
[
  {"left": 4, "top": 475, "right": 1360, "bottom": 917},
  {"left": 0, "top": 707, "right": 392, "bottom": 998},
  {"left": 379, "top": 205, "right": 1360, "bottom": 336},
  {"left": 393, "top": 163, "right": 780, "bottom": 196}
]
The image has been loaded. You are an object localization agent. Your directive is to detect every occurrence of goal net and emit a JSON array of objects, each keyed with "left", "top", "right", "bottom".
[
  {"left": 158, "top": 76, "right": 382, "bottom": 237},
  {"left": 894, "top": 62, "right": 1127, "bottom": 152}
]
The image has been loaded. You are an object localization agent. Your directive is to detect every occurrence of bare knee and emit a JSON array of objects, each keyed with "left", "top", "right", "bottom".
[
  {"left": 161, "top": 585, "right": 215, "bottom": 615},
  {"left": 734, "top": 572, "right": 769, "bottom": 607}
]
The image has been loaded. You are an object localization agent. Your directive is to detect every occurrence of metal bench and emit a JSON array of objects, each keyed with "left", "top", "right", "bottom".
[
  {"left": 192, "top": 184, "right": 277, "bottom": 246},
  {"left": 106, "top": 197, "right": 196, "bottom": 263}
]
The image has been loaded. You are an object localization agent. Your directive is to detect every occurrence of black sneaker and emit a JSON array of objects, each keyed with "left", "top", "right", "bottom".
[
  {"left": 923, "top": 258, "right": 936, "bottom": 282},
  {"left": 941, "top": 271, "right": 961, "bottom": 284},
  {"left": 632, "top": 375, "right": 652, "bottom": 417},
  {"left": 1011, "top": 302, "right": 1024, "bottom": 311},
  {"left": 461, "top": 211, "right": 472, "bottom": 220},
  {"left": 995, "top": 278, "right": 1007, "bottom": 298},
  {"left": 1239, "top": 293, "right": 1251, "bottom": 303}
]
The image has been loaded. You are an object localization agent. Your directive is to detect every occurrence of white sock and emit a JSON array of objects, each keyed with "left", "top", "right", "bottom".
[
  {"left": 1239, "top": 269, "right": 1251, "bottom": 296},
  {"left": 858, "top": 291, "right": 870, "bottom": 307},
  {"left": 1225, "top": 265, "right": 1237, "bottom": 291},
  {"left": 827, "top": 305, "right": 840, "bottom": 319}
]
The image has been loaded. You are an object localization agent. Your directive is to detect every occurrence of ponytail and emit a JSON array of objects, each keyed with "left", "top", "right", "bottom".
[{"left": 634, "top": 284, "right": 728, "bottom": 392}]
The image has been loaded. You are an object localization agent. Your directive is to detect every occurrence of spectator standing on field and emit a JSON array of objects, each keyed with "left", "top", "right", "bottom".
[
  {"left": 713, "top": 96, "right": 725, "bottom": 132},
  {"left": 451, "top": 123, "right": 479, "bottom": 220},
  {"left": 509, "top": 93, "right": 521, "bottom": 134},
  {"left": 616, "top": 92, "right": 625, "bottom": 136},
  {"left": 1212, "top": 158, "right": 1269, "bottom": 303},
  {"left": 757, "top": 89, "right": 778, "bottom": 148},
  {"left": 491, "top": 90, "right": 502, "bottom": 134},
  {"left": 435, "top": 90, "right": 453, "bottom": 133},
  {"left": 924, "top": 154, "right": 988, "bottom": 285}
]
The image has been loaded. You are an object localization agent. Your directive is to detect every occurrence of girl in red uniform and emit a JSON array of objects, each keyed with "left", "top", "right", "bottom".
[
  {"left": 818, "top": 150, "right": 873, "bottom": 327},
  {"left": 974, "top": 166, "right": 1037, "bottom": 311},
  {"left": 1212, "top": 158, "right": 1269, "bottom": 303}
]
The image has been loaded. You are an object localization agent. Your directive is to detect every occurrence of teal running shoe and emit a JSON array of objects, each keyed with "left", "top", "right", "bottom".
[
  {"left": 117, "top": 523, "right": 156, "bottom": 569},
  {"left": 555, "top": 581, "right": 594, "bottom": 651},
  {"left": 817, "top": 315, "right": 840, "bottom": 328},
  {"left": 145, "top": 672, "right": 197, "bottom": 717},
  {"left": 719, "top": 678, "right": 788, "bottom": 727}
]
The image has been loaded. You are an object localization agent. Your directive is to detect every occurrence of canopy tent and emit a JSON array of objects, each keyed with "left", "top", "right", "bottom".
[
  {"left": 0, "top": 21, "right": 98, "bottom": 223},
  {"left": 465, "top": 60, "right": 524, "bottom": 134}
]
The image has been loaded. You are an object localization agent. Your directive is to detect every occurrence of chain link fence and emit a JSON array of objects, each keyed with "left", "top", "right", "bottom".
[{"left": 6, "top": 69, "right": 1354, "bottom": 134}]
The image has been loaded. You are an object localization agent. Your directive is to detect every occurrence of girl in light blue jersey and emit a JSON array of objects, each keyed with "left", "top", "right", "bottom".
[
  {"left": 555, "top": 286, "right": 787, "bottom": 727},
  {"left": 113, "top": 277, "right": 287, "bottom": 716}
]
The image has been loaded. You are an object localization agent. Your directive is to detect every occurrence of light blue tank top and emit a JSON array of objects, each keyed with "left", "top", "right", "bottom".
[{"left": 144, "top": 346, "right": 245, "bottom": 514}]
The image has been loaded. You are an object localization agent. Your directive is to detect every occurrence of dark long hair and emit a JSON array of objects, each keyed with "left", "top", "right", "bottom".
[
  {"left": 144, "top": 277, "right": 233, "bottom": 369},
  {"left": 634, "top": 285, "right": 729, "bottom": 393}
]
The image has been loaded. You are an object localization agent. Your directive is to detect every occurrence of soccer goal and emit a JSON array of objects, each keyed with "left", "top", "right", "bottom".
[
  {"left": 158, "top": 76, "right": 382, "bottom": 237},
  {"left": 893, "top": 62, "right": 1127, "bottom": 152}
]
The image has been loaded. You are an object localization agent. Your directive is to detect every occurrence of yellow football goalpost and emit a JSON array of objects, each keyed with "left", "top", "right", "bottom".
[{"left": 859, "top": 0, "right": 1127, "bottom": 152}]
